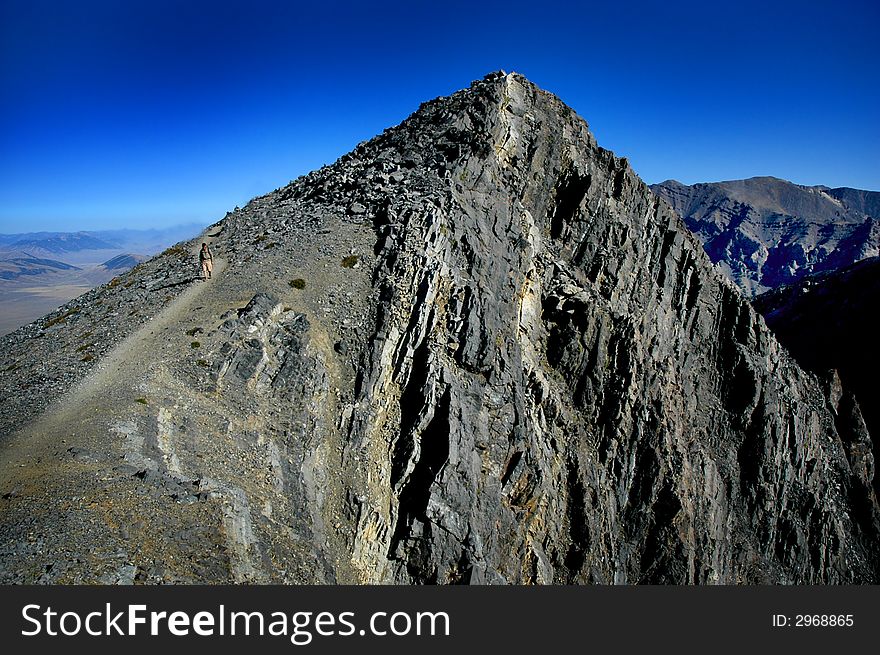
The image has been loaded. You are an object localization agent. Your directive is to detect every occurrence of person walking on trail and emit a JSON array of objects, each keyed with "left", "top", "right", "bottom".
[{"left": 199, "top": 242, "right": 214, "bottom": 280}]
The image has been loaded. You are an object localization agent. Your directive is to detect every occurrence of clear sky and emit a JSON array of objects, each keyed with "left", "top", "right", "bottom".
[{"left": 1, "top": 0, "right": 878, "bottom": 232}]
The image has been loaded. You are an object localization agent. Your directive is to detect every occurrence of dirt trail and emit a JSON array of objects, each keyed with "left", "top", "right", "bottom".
[
  {"left": 69, "top": 253, "right": 227, "bottom": 410},
  {"left": 0, "top": 236, "right": 241, "bottom": 583},
  {"left": 1, "top": 239, "right": 225, "bottom": 466},
  {"left": 0, "top": 222, "right": 356, "bottom": 584}
]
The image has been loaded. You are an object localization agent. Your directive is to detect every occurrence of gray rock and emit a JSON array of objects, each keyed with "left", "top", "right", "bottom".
[
  {"left": 1, "top": 72, "right": 877, "bottom": 586},
  {"left": 754, "top": 256, "right": 880, "bottom": 493}
]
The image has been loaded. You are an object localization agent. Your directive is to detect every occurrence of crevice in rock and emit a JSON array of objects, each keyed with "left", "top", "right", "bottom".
[
  {"left": 640, "top": 478, "right": 684, "bottom": 583},
  {"left": 563, "top": 459, "right": 590, "bottom": 579},
  {"left": 612, "top": 168, "right": 625, "bottom": 200},
  {"left": 549, "top": 169, "right": 591, "bottom": 239},
  {"left": 389, "top": 388, "right": 452, "bottom": 577},
  {"left": 500, "top": 451, "right": 523, "bottom": 486},
  {"left": 656, "top": 229, "right": 677, "bottom": 290}
]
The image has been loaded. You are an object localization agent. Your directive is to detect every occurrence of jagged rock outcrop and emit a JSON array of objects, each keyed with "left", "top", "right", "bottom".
[
  {"left": 1, "top": 72, "right": 877, "bottom": 584},
  {"left": 651, "top": 177, "right": 879, "bottom": 296}
]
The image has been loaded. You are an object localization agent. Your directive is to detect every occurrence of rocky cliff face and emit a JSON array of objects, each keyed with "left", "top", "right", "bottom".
[
  {"left": 651, "top": 177, "right": 879, "bottom": 296},
  {"left": 754, "top": 257, "right": 880, "bottom": 495},
  {"left": 1, "top": 72, "right": 877, "bottom": 584}
]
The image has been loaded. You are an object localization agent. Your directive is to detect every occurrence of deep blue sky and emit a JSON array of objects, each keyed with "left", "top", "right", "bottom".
[{"left": 1, "top": 0, "right": 878, "bottom": 232}]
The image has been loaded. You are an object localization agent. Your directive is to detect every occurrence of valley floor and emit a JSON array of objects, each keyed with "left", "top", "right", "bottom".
[{"left": 0, "top": 285, "right": 95, "bottom": 336}]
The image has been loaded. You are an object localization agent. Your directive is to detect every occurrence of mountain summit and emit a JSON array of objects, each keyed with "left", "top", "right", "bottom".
[{"left": 1, "top": 72, "right": 877, "bottom": 584}]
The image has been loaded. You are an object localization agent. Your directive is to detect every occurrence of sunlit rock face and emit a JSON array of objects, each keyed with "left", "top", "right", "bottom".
[{"left": 1, "top": 72, "right": 877, "bottom": 584}]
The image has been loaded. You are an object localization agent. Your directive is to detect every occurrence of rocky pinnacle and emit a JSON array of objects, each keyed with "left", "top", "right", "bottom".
[{"left": 0, "top": 72, "right": 877, "bottom": 584}]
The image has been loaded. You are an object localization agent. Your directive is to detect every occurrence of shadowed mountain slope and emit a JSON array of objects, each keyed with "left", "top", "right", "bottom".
[
  {"left": 0, "top": 254, "right": 81, "bottom": 281},
  {"left": 825, "top": 187, "right": 880, "bottom": 218},
  {"left": 100, "top": 254, "right": 150, "bottom": 271},
  {"left": 754, "top": 256, "right": 880, "bottom": 494}
]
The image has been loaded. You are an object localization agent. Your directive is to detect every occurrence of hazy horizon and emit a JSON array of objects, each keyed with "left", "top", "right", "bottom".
[{"left": 0, "top": 220, "right": 210, "bottom": 237}]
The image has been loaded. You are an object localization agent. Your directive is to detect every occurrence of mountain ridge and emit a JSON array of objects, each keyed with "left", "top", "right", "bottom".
[
  {"left": 651, "top": 177, "right": 878, "bottom": 296},
  {"left": 0, "top": 72, "right": 876, "bottom": 584}
]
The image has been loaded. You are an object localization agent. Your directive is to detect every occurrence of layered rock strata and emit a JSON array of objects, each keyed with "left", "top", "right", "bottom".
[{"left": 1, "top": 72, "right": 877, "bottom": 584}]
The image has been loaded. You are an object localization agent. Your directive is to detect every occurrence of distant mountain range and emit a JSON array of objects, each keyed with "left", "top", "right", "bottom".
[
  {"left": 0, "top": 225, "right": 203, "bottom": 335},
  {"left": 0, "top": 224, "right": 206, "bottom": 265},
  {"left": 0, "top": 232, "right": 118, "bottom": 254},
  {"left": 651, "top": 177, "right": 879, "bottom": 296}
]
